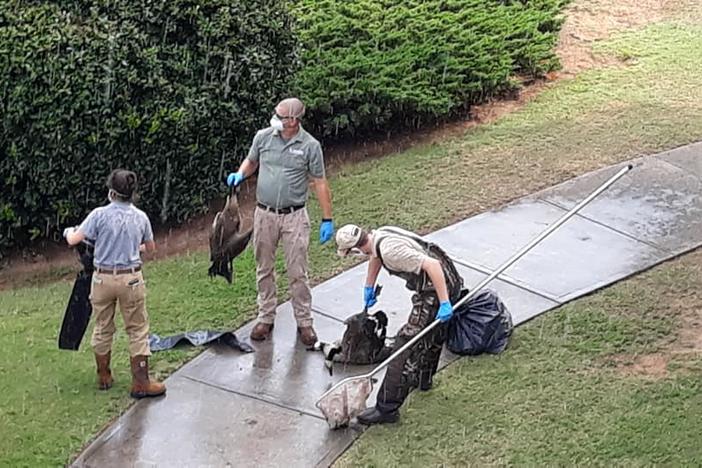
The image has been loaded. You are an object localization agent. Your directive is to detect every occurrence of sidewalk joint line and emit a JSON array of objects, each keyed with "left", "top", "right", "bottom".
[
  {"left": 448, "top": 256, "right": 562, "bottom": 303},
  {"left": 311, "top": 306, "right": 346, "bottom": 323},
  {"left": 181, "top": 374, "right": 327, "bottom": 421},
  {"left": 538, "top": 198, "right": 672, "bottom": 254},
  {"left": 655, "top": 154, "right": 702, "bottom": 182}
]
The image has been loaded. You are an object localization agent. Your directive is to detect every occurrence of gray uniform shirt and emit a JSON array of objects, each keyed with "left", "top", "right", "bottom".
[
  {"left": 79, "top": 201, "right": 154, "bottom": 269},
  {"left": 246, "top": 126, "right": 325, "bottom": 209}
]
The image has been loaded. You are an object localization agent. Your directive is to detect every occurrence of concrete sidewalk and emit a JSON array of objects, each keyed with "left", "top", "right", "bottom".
[{"left": 73, "top": 142, "right": 702, "bottom": 467}]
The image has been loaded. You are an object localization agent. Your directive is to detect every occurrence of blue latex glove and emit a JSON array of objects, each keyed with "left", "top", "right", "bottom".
[
  {"left": 363, "top": 286, "right": 377, "bottom": 309},
  {"left": 320, "top": 219, "right": 335, "bottom": 244},
  {"left": 226, "top": 172, "right": 244, "bottom": 187},
  {"left": 436, "top": 301, "right": 453, "bottom": 322}
]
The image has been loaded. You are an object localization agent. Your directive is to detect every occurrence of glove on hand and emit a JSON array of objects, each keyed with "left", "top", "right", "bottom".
[
  {"left": 436, "top": 301, "right": 453, "bottom": 322},
  {"left": 226, "top": 172, "right": 244, "bottom": 187},
  {"left": 320, "top": 219, "right": 334, "bottom": 244},
  {"left": 363, "top": 285, "right": 377, "bottom": 309}
]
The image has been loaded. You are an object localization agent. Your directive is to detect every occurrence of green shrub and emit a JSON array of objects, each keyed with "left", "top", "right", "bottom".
[
  {"left": 0, "top": 0, "right": 569, "bottom": 254},
  {"left": 0, "top": 0, "right": 298, "bottom": 252},
  {"left": 294, "top": 0, "right": 568, "bottom": 137}
]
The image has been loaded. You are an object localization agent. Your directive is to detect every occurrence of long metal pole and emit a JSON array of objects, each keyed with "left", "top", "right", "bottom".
[{"left": 317, "top": 164, "right": 632, "bottom": 404}]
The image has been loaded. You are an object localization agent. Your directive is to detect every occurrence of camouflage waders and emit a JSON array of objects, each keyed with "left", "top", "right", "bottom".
[{"left": 374, "top": 233, "right": 464, "bottom": 414}]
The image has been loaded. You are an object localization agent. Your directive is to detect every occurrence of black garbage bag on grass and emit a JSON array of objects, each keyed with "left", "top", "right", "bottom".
[
  {"left": 446, "top": 289, "right": 513, "bottom": 355},
  {"left": 149, "top": 330, "right": 254, "bottom": 353}
]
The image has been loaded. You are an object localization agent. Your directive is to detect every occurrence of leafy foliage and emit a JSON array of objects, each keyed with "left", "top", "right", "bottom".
[
  {"left": 0, "top": 0, "right": 568, "bottom": 253},
  {"left": 293, "top": 0, "right": 568, "bottom": 137},
  {"left": 0, "top": 0, "right": 298, "bottom": 251}
]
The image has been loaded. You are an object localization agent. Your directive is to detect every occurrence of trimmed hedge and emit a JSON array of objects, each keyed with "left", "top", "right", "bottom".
[
  {"left": 0, "top": 0, "right": 569, "bottom": 254},
  {"left": 294, "top": 0, "right": 568, "bottom": 137},
  {"left": 0, "top": 0, "right": 297, "bottom": 252}
]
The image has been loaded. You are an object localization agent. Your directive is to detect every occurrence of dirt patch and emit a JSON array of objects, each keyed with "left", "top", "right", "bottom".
[
  {"left": 556, "top": 0, "right": 672, "bottom": 76},
  {"left": 0, "top": 0, "right": 680, "bottom": 290},
  {"left": 668, "top": 279, "right": 702, "bottom": 355},
  {"left": 607, "top": 250, "right": 702, "bottom": 379},
  {"left": 610, "top": 353, "right": 670, "bottom": 379},
  {"left": 665, "top": 260, "right": 702, "bottom": 359}
]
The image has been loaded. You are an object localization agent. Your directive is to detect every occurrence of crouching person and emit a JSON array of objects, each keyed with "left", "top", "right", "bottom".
[
  {"left": 64, "top": 169, "right": 165, "bottom": 399},
  {"left": 335, "top": 224, "right": 463, "bottom": 425}
]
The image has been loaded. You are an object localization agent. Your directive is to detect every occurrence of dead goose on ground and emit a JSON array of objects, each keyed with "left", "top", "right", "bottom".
[{"left": 208, "top": 186, "right": 252, "bottom": 283}]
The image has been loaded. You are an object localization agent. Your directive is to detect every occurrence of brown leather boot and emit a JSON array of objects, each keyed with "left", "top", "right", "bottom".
[
  {"left": 130, "top": 355, "right": 166, "bottom": 399},
  {"left": 250, "top": 322, "right": 274, "bottom": 341},
  {"left": 297, "top": 326, "right": 317, "bottom": 346},
  {"left": 95, "top": 352, "right": 113, "bottom": 390}
]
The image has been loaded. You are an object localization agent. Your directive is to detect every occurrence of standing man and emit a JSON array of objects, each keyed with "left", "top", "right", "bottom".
[
  {"left": 227, "top": 97, "right": 334, "bottom": 346},
  {"left": 335, "top": 224, "right": 464, "bottom": 425},
  {"left": 64, "top": 169, "right": 165, "bottom": 399}
]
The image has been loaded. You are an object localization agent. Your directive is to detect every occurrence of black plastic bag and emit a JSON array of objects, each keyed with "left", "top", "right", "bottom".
[
  {"left": 446, "top": 289, "right": 513, "bottom": 355},
  {"left": 58, "top": 240, "right": 95, "bottom": 351},
  {"left": 149, "top": 330, "right": 254, "bottom": 353}
]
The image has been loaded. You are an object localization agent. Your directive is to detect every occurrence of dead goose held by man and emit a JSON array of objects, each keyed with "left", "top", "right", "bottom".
[{"left": 208, "top": 186, "right": 252, "bottom": 283}]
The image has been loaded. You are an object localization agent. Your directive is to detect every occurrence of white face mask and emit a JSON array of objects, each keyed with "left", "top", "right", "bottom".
[
  {"left": 347, "top": 248, "right": 367, "bottom": 257},
  {"left": 270, "top": 115, "right": 284, "bottom": 131}
]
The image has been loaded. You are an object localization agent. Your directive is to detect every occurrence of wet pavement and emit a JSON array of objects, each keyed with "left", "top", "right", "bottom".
[{"left": 73, "top": 142, "right": 702, "bottom": 467}]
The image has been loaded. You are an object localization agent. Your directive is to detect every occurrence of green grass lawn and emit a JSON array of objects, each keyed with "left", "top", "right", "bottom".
[
  {"left": 1, "top": 4, "right": 702, "bottom": 466},
  {"left": 336, "top": 9, "right": 702, "bottom": 467},
  {"left": 338, "top": 250, "right": 702, "bottom": 467}
]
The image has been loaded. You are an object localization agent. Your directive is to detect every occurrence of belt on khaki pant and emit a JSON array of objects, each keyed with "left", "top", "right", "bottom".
[
  {"left": 96, "top": 266, "right": 142, "bottom": 275},
  {"left": 257, "top": 202, "right": 305, "bottom": 215}
]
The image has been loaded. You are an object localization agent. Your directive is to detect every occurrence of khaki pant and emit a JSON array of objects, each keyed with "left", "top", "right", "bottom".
[
  {"left": 90, "top": 270, "right": 151, "bottom": 356},
  {"left": 253, "top": 206, "right": 312, "bottom": 327}
]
